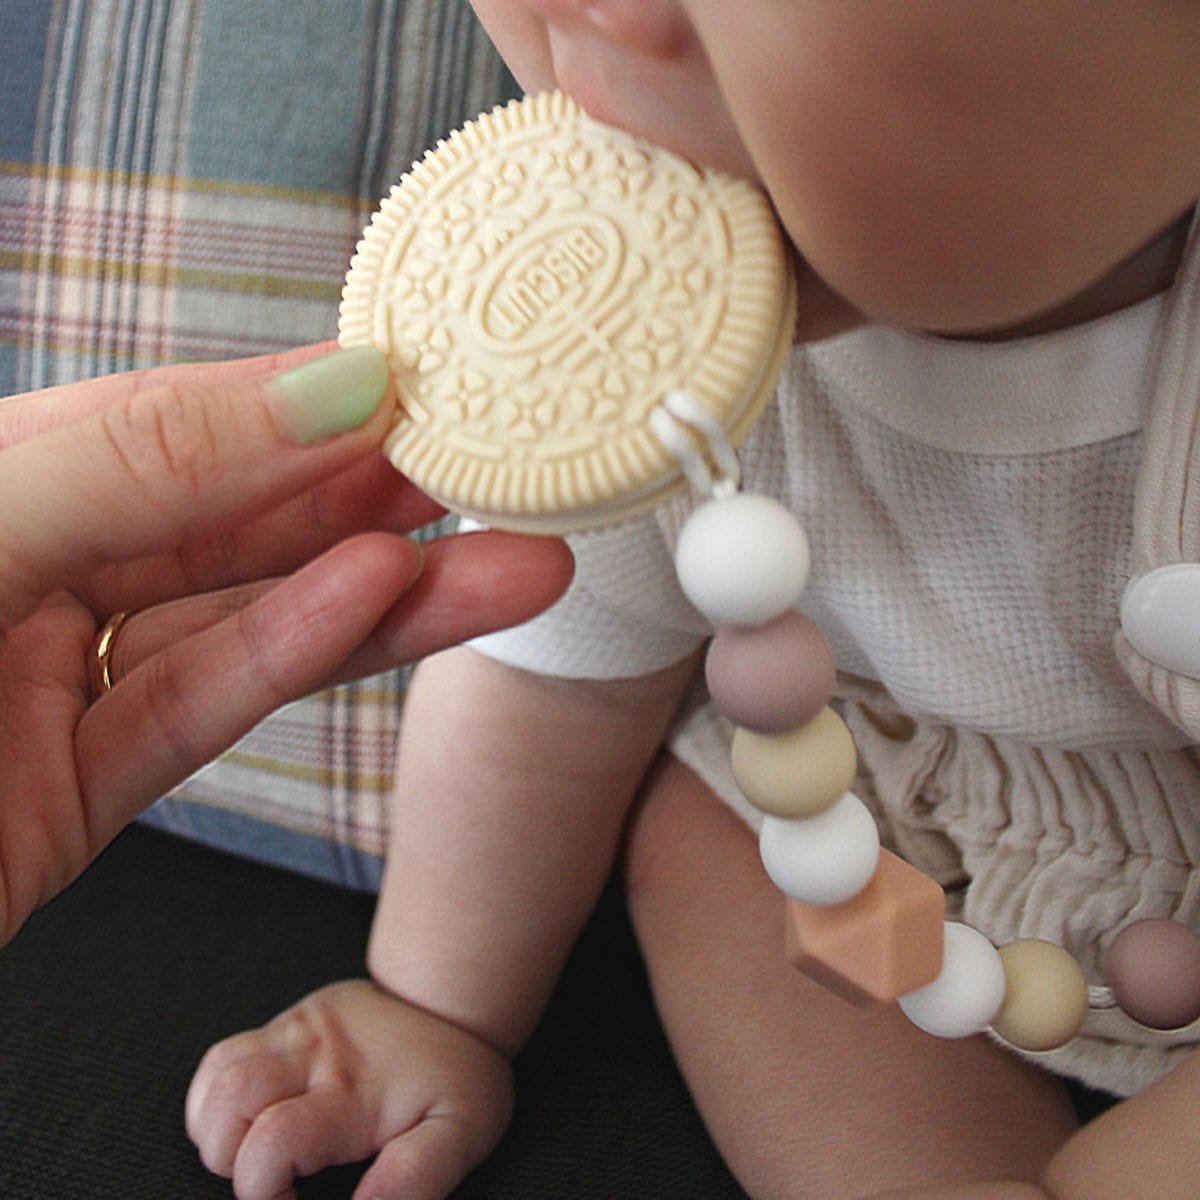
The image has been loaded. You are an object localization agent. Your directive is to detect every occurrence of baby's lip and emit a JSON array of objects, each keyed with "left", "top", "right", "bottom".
[{"left": 529, "top": 0, "right": 694, "bottom": 59}]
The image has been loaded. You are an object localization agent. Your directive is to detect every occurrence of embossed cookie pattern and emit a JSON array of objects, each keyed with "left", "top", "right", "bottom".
[{"left": 340, "top": 91, "right": 795, "bottom": 531}]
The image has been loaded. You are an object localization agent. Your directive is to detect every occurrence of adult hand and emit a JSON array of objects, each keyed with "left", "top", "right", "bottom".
[{"left": 0, "top": 343, "right": 573, "bottom": 945}]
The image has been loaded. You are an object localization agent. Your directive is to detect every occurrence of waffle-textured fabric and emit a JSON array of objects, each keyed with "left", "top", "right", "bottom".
[{"left": 1, "top": 0, "right": 514, "bottom": 886}]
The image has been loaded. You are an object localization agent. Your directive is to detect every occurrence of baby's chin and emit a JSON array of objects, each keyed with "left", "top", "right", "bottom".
[{"left": 790, "top": 261, "right": 868, "bottom": 345}]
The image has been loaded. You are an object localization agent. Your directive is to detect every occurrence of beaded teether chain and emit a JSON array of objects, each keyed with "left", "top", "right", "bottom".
[{"left": 654, "top": 392, "right": 1200, "bottom": 1051}]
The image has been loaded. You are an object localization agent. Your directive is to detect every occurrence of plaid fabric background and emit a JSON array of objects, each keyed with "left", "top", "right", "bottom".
[{"left": 2, "top": 0, "right": 515, "bottom": 887}]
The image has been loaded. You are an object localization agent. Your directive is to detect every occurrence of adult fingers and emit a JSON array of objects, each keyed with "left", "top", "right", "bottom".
[
  {"left": 342, "top": 529, "right": 575, "bottom": 680},
  {"left": 0, "top": 345, "right": 394, "bottom": 628},
  {"left": 0, "top": 343, "right": 334, "bottom": 446},
  {"left": 81, "top": 451, "right": 445, "bottom": 617},
  {"left": 91, "top": 586, "right": 272, "bottom": 691},
  {"left": 73, "top": 533, "right": 422, "bottom": 855},
  {"left": 94, "top": 529, "right": 574, "bottom": 692}
]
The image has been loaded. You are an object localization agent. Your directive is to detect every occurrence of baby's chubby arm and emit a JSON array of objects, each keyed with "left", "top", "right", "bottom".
[
  {"left": 185, "top": 646, "right": 698, "bottom": 1200},
  {"left": 1039, "top": 1045, "right": 1200, "bottom": 1200},
  {"left": 869, "top": 1045, "right": 1200, "bottom": 1199},
  {"left": 368, "top": 643, "right": 701, "bottom": 1056}
]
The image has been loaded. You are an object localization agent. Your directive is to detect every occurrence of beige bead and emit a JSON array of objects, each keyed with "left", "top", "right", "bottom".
[
  {"left": 991, "top": 940, "right": 1088, "bottom": 1052},
  {"left": 730, "top": 706, "right": 856, "bottom": 818}
]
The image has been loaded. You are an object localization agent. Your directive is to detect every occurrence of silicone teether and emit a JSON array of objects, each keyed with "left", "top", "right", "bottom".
[{"left": 339, "top": 91, "right": 795, "bottom": 532}]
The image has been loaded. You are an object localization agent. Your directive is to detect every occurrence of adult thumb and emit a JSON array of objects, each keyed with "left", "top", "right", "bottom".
[{"left": 0, "top": 346, "right": 394, "bottom": 627}]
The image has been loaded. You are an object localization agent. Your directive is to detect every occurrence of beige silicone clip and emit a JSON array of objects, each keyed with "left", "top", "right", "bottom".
[{"left": 339, "top": 91, "right": 796, "bottom": 533}]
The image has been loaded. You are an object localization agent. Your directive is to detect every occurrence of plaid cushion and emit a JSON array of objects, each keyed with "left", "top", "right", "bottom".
[{"left": 2, "top": 0, "right": 516, "bottom": 887}]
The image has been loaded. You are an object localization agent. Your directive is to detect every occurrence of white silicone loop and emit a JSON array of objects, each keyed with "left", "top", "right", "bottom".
[{"left": 649, "top": 389, "right": 742, "bottom": 500}]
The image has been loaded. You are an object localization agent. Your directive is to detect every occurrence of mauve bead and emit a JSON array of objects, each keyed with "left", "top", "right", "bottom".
[
  {"left": 705, "top": 610, "right": 836, "bottom": 733},
  {"left": 1105, "top": 918, "right": 1200, "bottom": 1030}
]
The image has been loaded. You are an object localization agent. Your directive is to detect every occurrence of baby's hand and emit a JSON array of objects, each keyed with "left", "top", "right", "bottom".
[{"left": 186, "top": 979, "right": 513, "bottom": 1200}]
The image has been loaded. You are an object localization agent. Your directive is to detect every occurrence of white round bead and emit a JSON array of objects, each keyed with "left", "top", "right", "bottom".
[
  {"left": 758, "top": 792, "right": 880, "bottom": 906},
  {"left": 898, "top": 923, "right": 1006, "bottom": 1039},
  {"left": 674, "top": 493, "right": 810, "bottom": 627},
  {"left": 1120, "top": 565, "right": 1200, "bottom": 679}
]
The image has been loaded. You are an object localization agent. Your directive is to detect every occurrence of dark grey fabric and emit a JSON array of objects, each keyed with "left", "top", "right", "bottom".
[{"left": 0, "top": 825, "right": 746, "bottom": 1199}]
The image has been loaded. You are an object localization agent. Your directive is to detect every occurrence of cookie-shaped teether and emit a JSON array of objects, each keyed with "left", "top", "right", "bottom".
[{"left": 339, "top": 91, "right": 795, "bottom": 532}]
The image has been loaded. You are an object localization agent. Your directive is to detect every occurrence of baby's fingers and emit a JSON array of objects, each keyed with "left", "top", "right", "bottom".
[
  {"left": 354, "top": 1112, "right": 506, "bottom": 1200},
  {"left": 187, "top": 1047, "right": 310, "bottom": 1179},
  {"left": 232, "top": 1085, "right": 377, "bottom": 1200}
]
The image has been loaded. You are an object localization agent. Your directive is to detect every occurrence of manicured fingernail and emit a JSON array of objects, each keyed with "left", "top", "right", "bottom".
[{"left": 268, "top": 345, "right": 390, "bottom": 444}]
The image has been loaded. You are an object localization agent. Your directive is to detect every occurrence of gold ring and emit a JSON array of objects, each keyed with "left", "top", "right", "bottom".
[{"left": 93, "top": 611, "right": 129, "bottom": 695}]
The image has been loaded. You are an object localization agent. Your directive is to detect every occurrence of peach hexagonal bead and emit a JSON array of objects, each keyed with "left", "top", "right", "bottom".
[{"left": 784, "top": 849, "right": 945, "bottom": 1006}]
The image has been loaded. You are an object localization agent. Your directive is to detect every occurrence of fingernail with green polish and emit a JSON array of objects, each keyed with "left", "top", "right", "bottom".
[{"left": 268, "top": 346, "right": 390, "bottom": 444}]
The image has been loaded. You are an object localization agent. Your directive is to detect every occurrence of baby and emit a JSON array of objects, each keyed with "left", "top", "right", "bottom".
[{"left": 184, "top": 4, "right": 1200, "bottom": 1199}]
